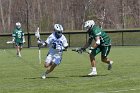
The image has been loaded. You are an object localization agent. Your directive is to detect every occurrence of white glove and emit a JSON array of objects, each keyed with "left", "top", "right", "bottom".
[
  {"left": 88, "top": 47, "right": 94, "bottom": 54},
  {"left": 37, "top": 40, "right": 46, "bottom": 46},
  {"left": 23, "top": 37, "right": 25, "bottom": 43},
  {"left": 12, "top": 37, "right": 15, "bottom": 43},
  {"left": 23, "top": 40, "right": 26, "bottom": 43},
  {"left": 37, "top": 40, "right": 42, "bottom": 44}
]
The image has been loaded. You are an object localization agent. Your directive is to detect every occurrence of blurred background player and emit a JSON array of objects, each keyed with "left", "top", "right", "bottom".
[
  {"left": 78, "top": 20, "right": 113, "bottom": 76},
  {"left": 12, "top": 22, "right": 25, "bottom": 57},
  {"left": 37, "top": 24, "right": 68, "bottom": 79}
]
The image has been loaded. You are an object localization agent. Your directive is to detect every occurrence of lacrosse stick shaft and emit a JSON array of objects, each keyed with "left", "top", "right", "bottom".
[
  {"left": 71, "top": 48, "right": 91, "bottom": 54},
  {"left": 35, "top": 27, "right": 41, "bottom": 64},
  {"left": 38, "top": 49, "right": 41, "bottom": 64},
  {"left": 38, "top": 44, "right": 41, "bottom": 64}
]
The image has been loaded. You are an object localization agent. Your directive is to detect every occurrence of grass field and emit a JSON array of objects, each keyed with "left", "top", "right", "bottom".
[{"left": 0, "top": 47, "right": 140, "bottom": 93}]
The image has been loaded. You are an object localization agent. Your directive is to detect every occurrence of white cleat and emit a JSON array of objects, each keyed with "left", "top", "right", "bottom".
[
  {"left": 18, "top": 54, "right": 21, "bottom": 57},
  {"left": 41, "top": 75, "right": 46, "bottom": 79},
  {"left": 88, "top": 71, "right": 97, "bottom": 76},
  {"left": 41, "top": 73, "right": 47, "bottom": 79},
  {"left": 17, "top": 53, "right": 21, "bottom": 57}
]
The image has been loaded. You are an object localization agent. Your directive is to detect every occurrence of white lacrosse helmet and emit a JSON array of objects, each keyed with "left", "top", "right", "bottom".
[
  {"left": 84, "top": 20, "right": 95, "bottom": 31},
  {"left": 54, "top": 24, "right": 63, "bottom": 32},
  {"left": 16, "top": 22, "right": 21, "bottom": 29},
  {"left": 54, "top": 24, "right": 63, "bottom": 38}
]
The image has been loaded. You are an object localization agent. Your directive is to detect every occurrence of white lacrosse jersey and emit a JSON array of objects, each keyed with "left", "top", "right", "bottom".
[{"left": 45, "top": 32, "right": 68, "bottom": 56}]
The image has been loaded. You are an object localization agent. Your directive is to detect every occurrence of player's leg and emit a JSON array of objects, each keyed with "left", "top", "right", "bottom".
[
  {"left": 41, "top": 54, "right": 52, "bottom": 79},
  {"left": 19, "top": 44, "right": 23, "bottom": 51},
  {"left": 18, "top": 43, "right": 23, "bottom": 57},
  {"left": 44, "top": 54, "right": 53, "bottom": 68},
  {"left": 101, "top": 45, "right": 113, "bottom": 70},
  {"left": 44, "top": 62, "right": 57, "bottom": 75},
  {"left": 15, "top": 43, "right": 21, "bottom": 57},
  {"left": 41, "top": 54, "right": 62, "bottom": 79},
  {"left": 88, "top": 54, "right": 97, "bottom": 76},
  {"left": 88, "top": 47, "right": 101, "bottom": 76}
]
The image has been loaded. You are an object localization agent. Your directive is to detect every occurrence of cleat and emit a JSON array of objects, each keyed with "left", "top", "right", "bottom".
[
  {"left": 17, "top": 53, "right": 21, "bottom": 57},
  {"left": 88, "top": 71, "right": 97, "bottom": 76},
  {"left": 17, "top": 54, "right": 21, "bottom": 57},
  {"left": 41, "top": 73, "right": 47, "bottom": 79},
  {"left": 18, "top": 54, "right": 21, "bottom": 57},
  {"left": 108, "top": 61, "right": 113, "bottom": 70}
]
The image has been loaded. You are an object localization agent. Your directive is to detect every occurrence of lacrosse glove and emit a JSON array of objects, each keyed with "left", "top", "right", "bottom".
[{"left": 37, "top": 40, "right": 46, "bottom": 46}]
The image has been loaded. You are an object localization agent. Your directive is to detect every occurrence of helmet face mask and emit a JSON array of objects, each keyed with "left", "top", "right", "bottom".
[
  {"left": 16, "top": 22, "right": 21, "bottom": 29},
  {"left": 84, "top": 20, "right": 95, "bottom": 32},
  {"left": 54, "top": 24, "right": 63, "bottom": 38},
  {"left": 56, "top": 31, "right": 62, "bottom": 36}
]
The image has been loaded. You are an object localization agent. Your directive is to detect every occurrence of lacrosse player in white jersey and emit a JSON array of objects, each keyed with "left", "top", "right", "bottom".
[{"left": 37, "top": 24, "right": 68, "bottom": 79}]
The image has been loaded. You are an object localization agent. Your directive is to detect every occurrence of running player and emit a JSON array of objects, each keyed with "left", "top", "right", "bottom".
[
  {"left": 78, "top": 20, "right": 113, "bottom": 76},
  {"left": 37, "top": 24, "right": 68, "bottom": 79}
]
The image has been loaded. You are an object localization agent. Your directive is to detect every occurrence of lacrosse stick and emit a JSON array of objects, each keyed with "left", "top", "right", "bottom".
[
  {"left": 35, "top": 27, "right": 41, "bottom": 64},
  {"left": 72, "top": 48, "right": 91, "bottom": 54},
  {"left": 6, "top": 41, "right": 15, "bottom": 44}
]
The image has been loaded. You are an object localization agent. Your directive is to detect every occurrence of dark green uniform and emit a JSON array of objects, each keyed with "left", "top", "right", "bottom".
[
  {"left": 12, "top": 28, "right": 24, "bottom": 46},
  {"left": 88, "top": 25, "right": 111, "bottom": 57}
]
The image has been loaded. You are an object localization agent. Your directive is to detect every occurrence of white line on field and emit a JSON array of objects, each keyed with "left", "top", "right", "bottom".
[{"left": 96, "top": 88, "right": 140, "bottom": 93}]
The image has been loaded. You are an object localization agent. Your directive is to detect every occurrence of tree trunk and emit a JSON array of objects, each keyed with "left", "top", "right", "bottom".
[
  {"left": 8, "top": 0, "right": 12, "bottom": 32},
  {"left": 0, "top": 0, "right": 5, "bottom": 32}
]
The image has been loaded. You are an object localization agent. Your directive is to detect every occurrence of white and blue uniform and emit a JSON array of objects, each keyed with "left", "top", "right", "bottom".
[{"left": 45, "top": 32, "right": 68, "bottom": 65}]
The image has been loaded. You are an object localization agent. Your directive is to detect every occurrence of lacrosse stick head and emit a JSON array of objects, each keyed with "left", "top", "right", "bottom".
[
  {"left": 72, "top": 48, "right": 83, "bottom": 54},
  {"left": 35, "top": 27, "right": 40, "bottom": 39},
  {"left": 6, "top": 41, "right": 14, "bottom": 44}
]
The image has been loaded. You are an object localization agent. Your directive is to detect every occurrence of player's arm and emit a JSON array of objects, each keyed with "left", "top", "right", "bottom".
[
  {"left": 22, "top": 32, "right": 25, "bottom": 43},
  {"left": 37, "top": 39, "right": 48, "bottom": 47},
  {"left": 81, "top": 37, "right": 93, "bottom": 50},
  {"left": 91, "top": 36, "right": 100, "bottom": 49},
  {"left": 12, "top": 31, "right": 16, "bottom": 42},
  {"left": 62, "top": 36, "right": 69, "bottom": 51},
  {"left": 63, "top": 43, "right": 68, "bottom": 51}
]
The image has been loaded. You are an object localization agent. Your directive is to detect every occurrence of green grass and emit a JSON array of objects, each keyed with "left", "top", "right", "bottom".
[{"left": 0, "top": 47, "right": 140, "bottom": 93}]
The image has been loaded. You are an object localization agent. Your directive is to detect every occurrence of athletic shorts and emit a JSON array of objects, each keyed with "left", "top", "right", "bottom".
[
  {"left": 15, "top": 42, "right": 23, "bottom": 47},
  {"left": 91, "top": 45, "right": 111, "bottom": 57},
  {"left": 45, "top": 54, "right": 62, "bottom": 65}
]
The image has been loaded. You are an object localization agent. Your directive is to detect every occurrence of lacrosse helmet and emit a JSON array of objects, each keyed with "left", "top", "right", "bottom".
[
  {"left": 54, "top": 24, "right": 63, "bottom": 38},
  {"left": 16, "top": 22, "right": 21, "bottom": 29},
  {"left": 84, "top": 20, "right": 95, "bottom": 31}
]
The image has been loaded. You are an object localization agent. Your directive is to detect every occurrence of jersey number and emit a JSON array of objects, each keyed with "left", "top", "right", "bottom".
[{"left": 17, "top": 32, "right": 22, "bottom": 38}]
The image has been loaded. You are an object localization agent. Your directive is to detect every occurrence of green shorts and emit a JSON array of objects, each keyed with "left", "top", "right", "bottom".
[
  {"left": 15, "top": 42, "right": 23, "bottom": 47},
  {"left": 91, "top": 45, "right": 111, "bottom": 57}
]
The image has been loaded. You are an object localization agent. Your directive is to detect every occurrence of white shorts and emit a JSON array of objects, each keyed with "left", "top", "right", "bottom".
[{"left": 45, "top": 54, "right": 62, "bottom": 65}]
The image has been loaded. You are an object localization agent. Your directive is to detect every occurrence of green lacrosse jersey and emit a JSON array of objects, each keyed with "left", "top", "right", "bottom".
[
  {"left": 12, "top": 28, "right": 24, "bottom": 43},
  {"left": 88, "top": 25, "right": 111, "bottom": 46}
]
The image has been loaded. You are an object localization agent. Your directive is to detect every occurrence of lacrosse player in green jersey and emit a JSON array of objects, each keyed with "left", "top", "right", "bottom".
[
  {"left": 12, "top": 22, "right": 25, "bottom": 57},
  {"left": 78, "top": 20, "right": 113, "bottom": 76}
]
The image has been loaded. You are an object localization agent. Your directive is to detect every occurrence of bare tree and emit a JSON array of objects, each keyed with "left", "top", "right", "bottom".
[
  {"left": 0, "top": 0, "right": 140, "bottom": 33},
  {"left": 8, "top": 0, "right": 11, "bottom": 31},
  {"left": 0, "top": 0, "right": 6, "bottom": 32}
]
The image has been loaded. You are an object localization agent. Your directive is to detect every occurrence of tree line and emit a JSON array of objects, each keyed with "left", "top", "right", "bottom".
[{"left": 0, "top": 0, "right": 140, "bottom": 33}]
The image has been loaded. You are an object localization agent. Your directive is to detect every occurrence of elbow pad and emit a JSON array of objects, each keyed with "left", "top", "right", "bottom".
[{"left": 96, "top": 39, "right": 100, "bottom": 45}]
